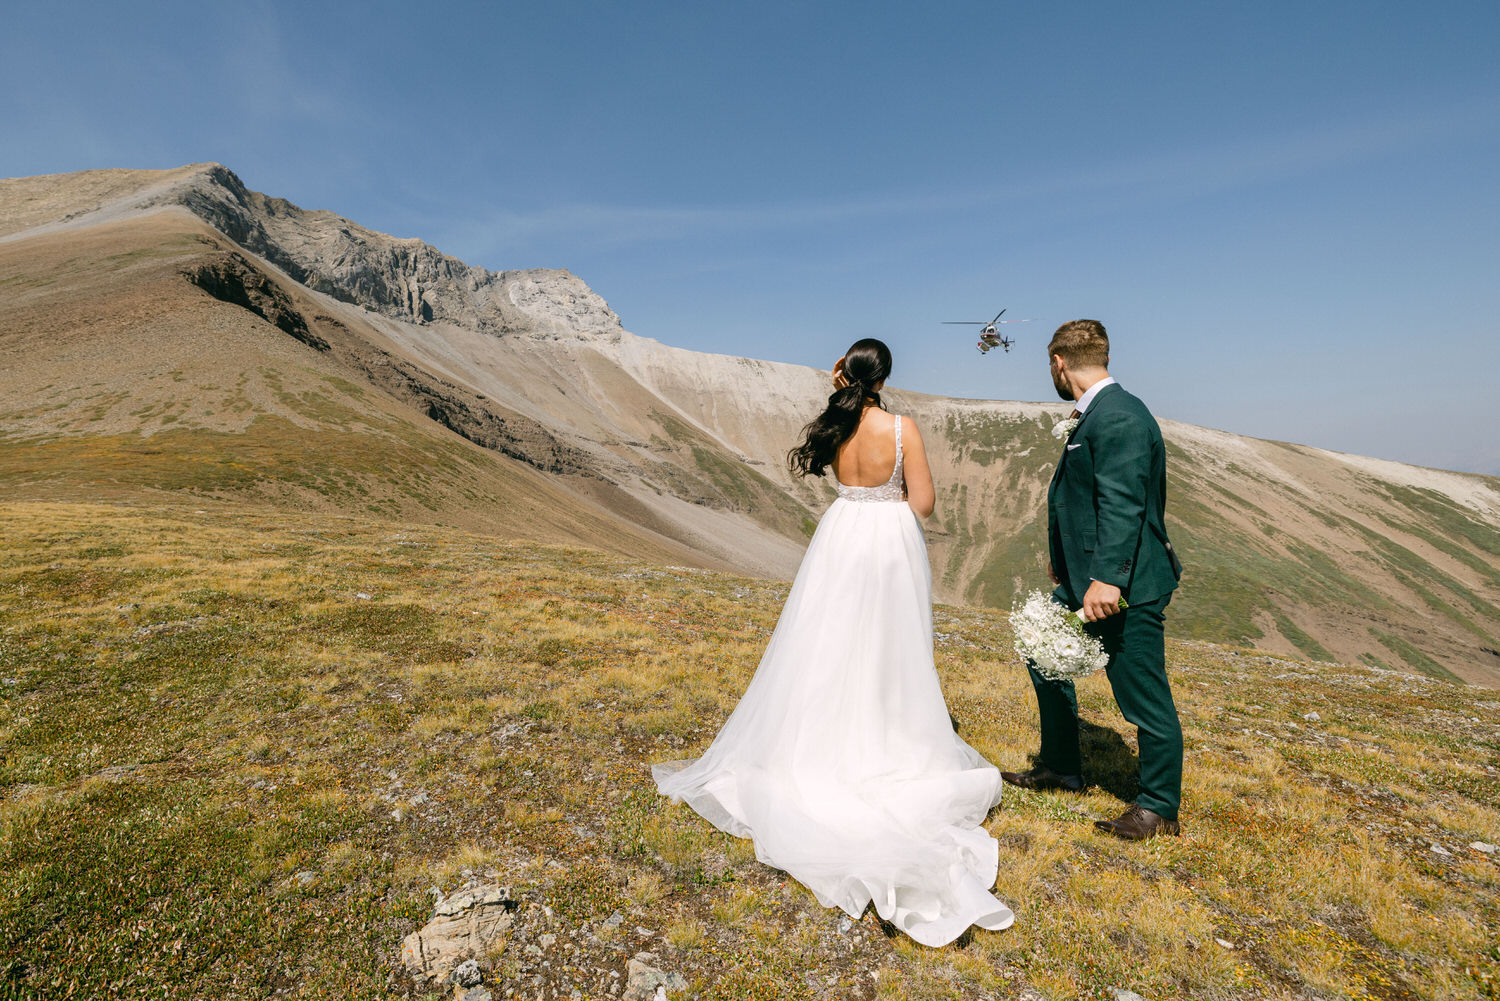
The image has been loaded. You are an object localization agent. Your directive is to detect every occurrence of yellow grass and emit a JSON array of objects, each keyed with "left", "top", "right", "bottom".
[{"left": 1, "top": 499, "right": 1497, "bottom": 1000}]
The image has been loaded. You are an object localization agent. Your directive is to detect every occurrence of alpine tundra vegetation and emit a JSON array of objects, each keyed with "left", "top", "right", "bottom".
[{"left": 1, "top": 502, "right": 1497, "bottom": 998}]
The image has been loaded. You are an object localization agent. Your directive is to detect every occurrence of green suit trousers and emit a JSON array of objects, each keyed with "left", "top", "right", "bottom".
[{"left": 1026, "top": 592, "right": 1183, "bottom": 820}]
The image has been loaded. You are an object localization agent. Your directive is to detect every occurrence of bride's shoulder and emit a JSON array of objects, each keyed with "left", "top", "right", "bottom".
[{"left": 896, "top": 414, "right": 928, "bottom": 450}]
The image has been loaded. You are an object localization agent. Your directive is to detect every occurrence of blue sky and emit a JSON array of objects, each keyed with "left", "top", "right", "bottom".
[{"left": 4, "top": 1, "right": 1498, "bottom": 473}]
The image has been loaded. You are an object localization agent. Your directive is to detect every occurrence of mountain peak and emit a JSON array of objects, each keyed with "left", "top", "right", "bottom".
[
  {"left": 1, "top": 162, "right": 626, "bottom": 341},
  {"left": 167, "top": 164, "right": 626, "bottom": 340}
]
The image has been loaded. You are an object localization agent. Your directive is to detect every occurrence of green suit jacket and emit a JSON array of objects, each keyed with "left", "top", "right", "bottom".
[{"left": 1048, "top": 382, "right": 1181, "bottom": 608}]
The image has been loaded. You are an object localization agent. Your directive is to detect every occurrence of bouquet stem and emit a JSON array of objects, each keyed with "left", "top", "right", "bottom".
[{"left": 1062, "top": 597, "right": 1129, "bottom": 631}]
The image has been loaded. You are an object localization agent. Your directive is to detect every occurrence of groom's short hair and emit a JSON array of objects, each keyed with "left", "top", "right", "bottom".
[{"left": 1049, "top": 319, "right": 1110, "bottom": 369}]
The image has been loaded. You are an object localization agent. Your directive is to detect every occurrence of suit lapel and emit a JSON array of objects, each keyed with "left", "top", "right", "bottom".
[
  {"left": 1052, "top": 382, "right": 1120, "bottom": 489},
  {"left": 1049, "top": 420, "right": 1070, "bottom": 491}
]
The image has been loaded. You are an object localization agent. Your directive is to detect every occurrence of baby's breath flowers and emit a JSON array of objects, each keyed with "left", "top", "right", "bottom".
[
  {"left": 1009, "top": 590, "right": 1126, "bottom": 680},
  {"left": 1051, "top": 417, "right": 1080, "bottom": 440}
]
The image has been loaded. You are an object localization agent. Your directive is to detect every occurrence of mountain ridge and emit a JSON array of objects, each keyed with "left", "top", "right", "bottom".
[{"left": 3, "top": 163, "right": 1498, "bottom": 687}]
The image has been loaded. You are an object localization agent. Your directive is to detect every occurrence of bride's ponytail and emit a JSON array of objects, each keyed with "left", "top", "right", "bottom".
[{"left": 787, "top": 338, "right": 893, "bottom": 477}]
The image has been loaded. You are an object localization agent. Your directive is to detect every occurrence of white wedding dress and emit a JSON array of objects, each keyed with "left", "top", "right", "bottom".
[{"left": 653, "top": 415, "right": 1014, "bottom": 947}]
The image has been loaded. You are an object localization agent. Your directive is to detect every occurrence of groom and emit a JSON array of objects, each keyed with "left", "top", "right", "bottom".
[{"left": 1002, "top": 319, "right": 1185, "bottom": 840}]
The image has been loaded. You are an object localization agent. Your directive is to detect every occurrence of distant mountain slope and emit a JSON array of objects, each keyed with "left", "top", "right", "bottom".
[
  {"left": 3, "top": 163, "right": 1498, "bottom": 686},
  {"left": 0, "top": 211, "right": 709, "bottom": 569}
]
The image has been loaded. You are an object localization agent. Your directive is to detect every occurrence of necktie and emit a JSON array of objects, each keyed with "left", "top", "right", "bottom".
[{"left": 1069, "top": 409, "right": 1081, "bottom": 420}]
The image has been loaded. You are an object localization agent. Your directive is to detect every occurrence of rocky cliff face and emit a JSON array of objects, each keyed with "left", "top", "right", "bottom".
[{"left": 5, "top": 162, "right": 625, "bottom": 341}]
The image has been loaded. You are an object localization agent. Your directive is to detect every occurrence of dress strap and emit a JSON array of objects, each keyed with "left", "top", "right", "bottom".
[{"left": 887, "top": 414, "right": 904, "bottom": 490}]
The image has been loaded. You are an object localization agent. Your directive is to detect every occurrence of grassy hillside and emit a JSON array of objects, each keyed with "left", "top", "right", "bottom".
[
  {"left": 0, "top": 211, "right": 716, "bottom": 572},
  {"left": 2, "top": 501, "right": 1496, "bottom": 1000},
  {"left": 1150, "top": 438, "right": 1500, "bottom": 683}
]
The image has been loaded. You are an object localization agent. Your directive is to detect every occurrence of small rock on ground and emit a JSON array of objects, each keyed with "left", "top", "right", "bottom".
[
  {"left": 625, "top": 951, "right": 687, "bottom": 1000},
  {"left": 447, "top": 959, "right": 483, "bottom": 988}
]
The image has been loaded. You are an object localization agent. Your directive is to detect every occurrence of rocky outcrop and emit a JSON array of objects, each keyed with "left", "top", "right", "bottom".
[
  {"left": 352, "top": 346, "right": 598, "bottom": 476},
  {"left": 183, "top": 251, "right": 328, "bottom": 352},
  {"left": 146, "top": 164, "right": 625, "bottom": 341},
  {"left": 181, "top": 251, "right": 598, "bottom": 477},
  {"left": 400, "top": 883, "right": 516, "bottom": 986}
]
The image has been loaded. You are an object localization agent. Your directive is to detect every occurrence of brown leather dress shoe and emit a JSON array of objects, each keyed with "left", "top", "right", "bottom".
[
  {"left": 1094, "top": 805, "right": 1181, "bottom": 840},
  {"left": 999, "top": 764, "right": 1084, "bottom": 792}
]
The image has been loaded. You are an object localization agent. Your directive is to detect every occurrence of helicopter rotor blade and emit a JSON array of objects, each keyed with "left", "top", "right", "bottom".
[
  {"left": 942, "top": 321, "right": 985, "bottom": 325},
  {"left": 990, "top": 310, "right": 1007, "bottom": 325}
]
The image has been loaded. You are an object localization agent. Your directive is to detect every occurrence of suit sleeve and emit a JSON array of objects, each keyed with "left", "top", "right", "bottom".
[{"left": 1087, "top": 409, "right": 1151, "bottom": 588}]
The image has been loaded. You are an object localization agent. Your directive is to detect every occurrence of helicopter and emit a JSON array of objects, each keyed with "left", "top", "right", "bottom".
[{"left": 943, "top": 309, "right": 1035, "bottom": 354}]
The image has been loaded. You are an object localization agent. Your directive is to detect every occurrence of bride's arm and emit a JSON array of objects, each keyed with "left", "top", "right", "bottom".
[{"left": 901, "top": 417, "right": 936, "bottom": 518}]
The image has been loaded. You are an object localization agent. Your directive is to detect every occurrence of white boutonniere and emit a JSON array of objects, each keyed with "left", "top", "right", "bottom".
[{"left": 1052, "top": 417, "right": 1080, "bottom": 440}]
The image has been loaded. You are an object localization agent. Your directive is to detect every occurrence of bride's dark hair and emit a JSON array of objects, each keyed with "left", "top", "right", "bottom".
[{"left": 787, "top": 338, "right": 893, "bottom": 478}]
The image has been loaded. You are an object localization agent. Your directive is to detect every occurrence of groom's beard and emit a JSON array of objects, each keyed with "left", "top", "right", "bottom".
[{"left": 1052, "top": 371, "right": 1073, "bottom": 402}]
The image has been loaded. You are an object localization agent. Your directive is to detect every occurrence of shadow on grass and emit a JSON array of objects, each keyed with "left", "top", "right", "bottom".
[
  {"left": 1010, "top": 719, "right": 1139, "bottom": 803},
  {"left": 1079, "top": 719, "right": 1139, "bottom": 804}
]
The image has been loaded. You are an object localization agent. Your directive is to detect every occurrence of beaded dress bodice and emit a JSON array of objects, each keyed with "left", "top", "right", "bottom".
[{"left": 835, "top": 415, "right": 905, "bottom": 503}]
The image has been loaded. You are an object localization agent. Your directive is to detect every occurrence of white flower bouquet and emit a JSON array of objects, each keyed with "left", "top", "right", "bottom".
[{"left": 1009, "top": 590, "right": 1126, "bottom": 681}]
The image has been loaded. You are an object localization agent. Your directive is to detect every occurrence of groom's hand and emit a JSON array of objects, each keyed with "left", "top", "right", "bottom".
[
  {"left": 1047, "top": 561, "right": 1059, "bottom": 585},
  {"left": 1081, "top": 580, "right": 1123, "bottom": 622}
]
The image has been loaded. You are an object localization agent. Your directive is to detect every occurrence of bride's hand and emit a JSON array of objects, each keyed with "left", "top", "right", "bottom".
[{"left": 832, "top": 357, "right": 850, "bottom": 390}]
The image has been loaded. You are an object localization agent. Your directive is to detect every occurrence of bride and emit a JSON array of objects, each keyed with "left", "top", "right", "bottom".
[{"left": 653, "top": 338, "right": 1014, "bottom": 946}]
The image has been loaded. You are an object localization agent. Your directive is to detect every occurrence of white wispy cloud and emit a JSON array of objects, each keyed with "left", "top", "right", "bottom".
[{"left": 441, "top": 95, "right": 1499, "bottom": 260}]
